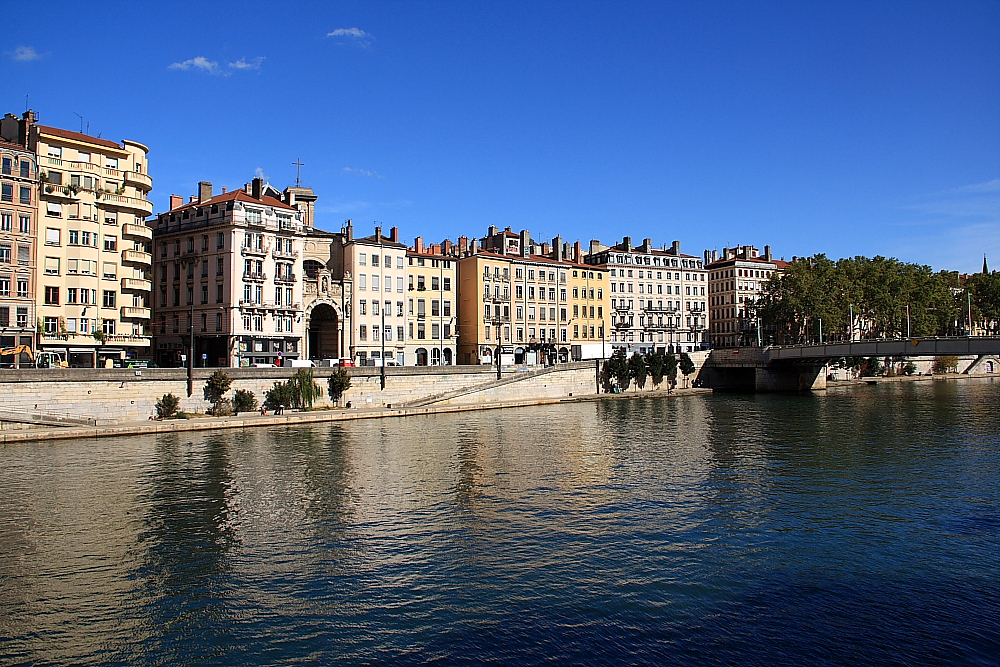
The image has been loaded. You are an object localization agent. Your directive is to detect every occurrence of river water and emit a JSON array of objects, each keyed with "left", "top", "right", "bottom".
[{"left": 1, "top": 379, "right": 998, "bottom": 666}]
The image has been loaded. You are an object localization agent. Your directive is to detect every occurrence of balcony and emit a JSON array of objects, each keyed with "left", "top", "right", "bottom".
[
  {"left": 242, "top": 272, "right": 267, "bottom": 282},
  {"left": 121, "top": 277, "right": 152, "bottom": 291},
  {"left": 100, "top": 194, "right": 154, "bottom": 216},
  {"left": 272, "top": 248, "right": 299, "bottom": 260},
  {"left": 643, "top": 305, "right": 679, "bottom": 313},
  {"left": 123, "top": 170, "right": 153, "bottom": 191},
  {"left": 105, "top": 333, "right": 151, "bottom": 346},
  {"left": 122, "top": 249, "right": 152, "bottom": 266},
  {"left": 274, "top": 273, "right": 297, "bottom": 284},
  {"left": 122, "top": 222, "right": 153, "bottom": 240},
  {"left": 241, "top": 244, "right": 268, "bottom": 257},
  {"left": 238, "top": 299, "right": 301, "bottom": 310},
  {"left": 121, "top": 306, "right": 151, "bottom": 319}
]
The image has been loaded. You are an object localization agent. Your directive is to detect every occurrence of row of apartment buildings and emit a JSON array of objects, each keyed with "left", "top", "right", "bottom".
[{"left": 0, "top": 109, "right": 788, "bottom": 367}]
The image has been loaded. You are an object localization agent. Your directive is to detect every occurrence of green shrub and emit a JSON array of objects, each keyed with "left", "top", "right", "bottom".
[
  {"left": 212, "top": 398, "right": 234, "bottom": 416},
  {"left": 233, "top": 389, "right": 258, "bottom": 412},
  {"left": 328, "top": 369, "right": 352, "bottom": 404},
  {"left": 156, "top": 393, "right": 180, "bottom": 419}
]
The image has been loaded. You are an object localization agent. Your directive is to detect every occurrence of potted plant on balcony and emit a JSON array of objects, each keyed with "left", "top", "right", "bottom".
[{"left": 93, "top": 330, "right": 106, "bottom": 344}]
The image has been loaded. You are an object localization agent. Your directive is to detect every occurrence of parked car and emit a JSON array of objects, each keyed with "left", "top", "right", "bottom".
[
  {"left": 252, "top": 363, "right": 276, "bottom": 368},
  {"left": 368, "top": 358, "right": 402, "bottom": 367}
]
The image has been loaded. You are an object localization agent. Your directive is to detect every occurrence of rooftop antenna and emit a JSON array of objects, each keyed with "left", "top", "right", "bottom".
[
  {"left": 24, "top": 94, "right": 29, "bottom": 112},
  {"left": 292, "top": 158, "right": 304, "bottom": 187},
  {"left": 74, "top": 112, "right": 84, "bottom": 134}
]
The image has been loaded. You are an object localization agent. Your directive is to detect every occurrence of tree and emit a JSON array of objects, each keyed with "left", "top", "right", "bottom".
[
  {"left": 664, "top": 353, "right": 679, "bottom": 388},
  {"left": 156, "top": 393, "right": 180, "bottom": 419},
  {"left": 646, "top": 352, "right": 666, "bottom": 386},
  {"left": 264, "top": 381, "right": 297, "bottom": 410},
  {"left": 233, "top": 389, "right": 258, "bottom": 412},
  {"left": 328, "top": 369, "right": 352, "bottom": 405},
  {"left": 628, "top": 352, "right": 647, "bottom": 390},
  {"left": 861, "top": 357, "right": 884, "bottom": 377},
  {"left": 601, "top": 348, "right": 629, "bottom": 392},
  {"left": 204, "top": 370, "right": 232, "bottom": 415},
  {"left": 679, "top": 353, "right": 696, "bottom": 381},
  {"left": 290, "top": 369, "right": 322, "bottom": 408},
  {"left": 933, "top": 355, "right": 960, "bottom": 374}
]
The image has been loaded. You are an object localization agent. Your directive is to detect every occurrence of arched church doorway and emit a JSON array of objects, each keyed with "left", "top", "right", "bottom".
[{"left": 307, "top": 303, "right": 339, "bottom": 360}]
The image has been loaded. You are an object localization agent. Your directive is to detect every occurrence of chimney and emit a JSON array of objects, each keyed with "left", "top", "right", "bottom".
[
  {"left": 574, "top": 241, "right": 582, "bottom": 263},
  {"left": 470, "top": 238, "right": 479, "bottom": 254},
  {"left": 671, "top": 240, "right": 680, "bottom": 255},
  {"left": 712, "top": 250, "right": 718, "bottom": 262},
  {"left": 443, "top": 239, "right": 452, "bottom": 255},
  {"left": 458, "top": 236, "right": 468, "bottom": 255},
  {"left": 432, "top": 244, "right": 441, "bottom": 255},
  {"left": 552, "top": 236, "right": 563, "bottom": 262},
  {"left": 622, "top": 236, "right": 631, "bottom": 251},
  {"left": 251, "top": 177, "right": 262, "bottom": 200},
  {"left": 643, "top": 238, "right": 652, "bottom": 252},
  {"left": 541, "top": 242, "right": 551, "bottom": 256},
  {"left": 222, "top": 186, "right": 227, "bottom": 194},
  {"left": 374, "top": 225, "right": 382, "bottom": 242},
  {"left": 189, "top": 195, "right": 197, "bottom": 203},
  {"left": 520, "top": 229, "right": 531, "bottom": 258},
  {"left": 563, "top": 242, "right": 571, "bottom": 262},
  {"left": 764, "top": 245, "right": 772, "bottom": 261},
  {"left": 704, "top": 250, "right": 712, "bottom": 265},
  {"left": 390, "top": 226, "right": 399, "bottom": 243},
  {"left": 589, "top": 239, "right": 602, "bottom": 255},
  {"left": 488, "top": 225, "right": 498, "bottom": 237},
  {"left": 345, "top": 219, "right": 354, "bottom": 242},
  {"left": 169, "top": 194, "right": 183, "bottom": 211},
  {"left": 414, "top": 236, "right": 424, "bottom": 253},
  {"left": 198, "top": 181, "right": 212, "bottom": 203}
]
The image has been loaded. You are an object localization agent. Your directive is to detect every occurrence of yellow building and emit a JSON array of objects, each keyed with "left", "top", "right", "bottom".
[
  {"left": 456, "top": 230, "right": 609, "bottom": 366},
  {"left": 406, "top": 237, "right": 457, "bottom": 365},
  {"left": 21, "top": 112, "right": 153, "bottom": 366}
]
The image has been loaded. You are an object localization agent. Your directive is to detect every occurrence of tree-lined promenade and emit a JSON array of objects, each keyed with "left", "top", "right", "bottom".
[{"left": 753, "top": 255, "right": 1000, "bottom": 345}]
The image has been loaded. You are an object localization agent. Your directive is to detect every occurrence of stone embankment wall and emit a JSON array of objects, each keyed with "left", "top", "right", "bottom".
[{"left": 0, "top": 363, "right": 606, "bottom": 424}]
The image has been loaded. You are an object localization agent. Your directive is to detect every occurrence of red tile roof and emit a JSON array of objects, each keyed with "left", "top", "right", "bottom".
[
  {"left": 167, "top": 188, "right": 296, "bottom": 214},
  {"left": 38, "top": 125, "right": 123, "bottom": 151}
]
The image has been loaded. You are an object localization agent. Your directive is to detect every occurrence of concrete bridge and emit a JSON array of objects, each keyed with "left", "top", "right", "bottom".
[{"left": 701, "top": 336, "right": 1000, "bottom": 392}]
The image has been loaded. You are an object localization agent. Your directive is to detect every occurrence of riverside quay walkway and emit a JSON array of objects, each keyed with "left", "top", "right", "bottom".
[{"left": 702, "top": 336, "right": 1000, "bottom": 392}]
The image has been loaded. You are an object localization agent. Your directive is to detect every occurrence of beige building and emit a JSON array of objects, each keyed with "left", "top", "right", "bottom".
[
  {"left": 456, "top": 227, "right": 609, "bottom": 366},
  {"left": 152, "top": 178, "right": 308, "bottom": 367},
  {"left": 335, "top": 222, "right": 408, "bottom": 365},
  {"left": 13, "top": 111, "right": 154, "bottom": 367},
  {"left": 0, "top": 121, "right": 38, "bottom": 366},
  {"left": 406, "top": 237, "right": 457, "bottom": 365},
  {"left": 585, "top": 236, "right": 708, "bottom": 355},
  {"left": 705, "top": 244, "right": 787, "bottom": 348}
]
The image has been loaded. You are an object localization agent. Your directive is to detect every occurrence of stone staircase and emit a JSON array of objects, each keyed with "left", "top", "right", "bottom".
[{"left": 403, "top": 364, "right": 577, "bottom": 408}]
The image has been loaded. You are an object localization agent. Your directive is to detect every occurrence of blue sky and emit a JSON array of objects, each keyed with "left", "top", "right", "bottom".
[{"left": 4, "top": 1, "right": 998, "bottom": 272}]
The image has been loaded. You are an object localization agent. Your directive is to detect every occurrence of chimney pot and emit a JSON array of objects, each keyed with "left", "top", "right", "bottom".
[
  {"left": 251, "top": 177, "right": 262, "bottom": 200},
  {"left": 169, "top": 194, "right": 183, "bottom": 211},
  {"left": 198, "top": 181, "right": 212, "bottom": 204},
  {"left": 374, "top": 225, "right": 382, "bottom": 242},
  {"left": 390, "top": 226, "right": 399, "bottom": 243}
]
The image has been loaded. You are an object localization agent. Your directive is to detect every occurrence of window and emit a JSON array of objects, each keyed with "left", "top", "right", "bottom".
[
  {"left": 17, "top": 280, "right": 27, "bottom": 298},
  {"left": 359, "top": 325, "right": 367, "bottom": 341},
  {"left": 371, "top": 254, "right": 379, "bottom": 267},
  {"left": 0, "top": 244, "right": 9, "bottom": 264},
  {"left": 44, "top": 257, "right": 59, "bottom": 275},
  {"left": 217, "top": 232, "right": 225, "bottom": 249},
  {"left": 45, "top": 286, "right": 59, "bottom": 305},
  {"left": 246, "top": 208, "right": 262, "bottom": 225},
  {"left": 46, "top": 228, "right": 60, "bottom": 245},
  {"left": 18, "top": 216, "right": 29, "bottom": 234},
  {"left": 102, "top": 291, "right": 117, "bottom": 308},
  {"left": 19, "top": 187, "right": 30, "bottom": 204},
  {"left": 104, "top": 236, "right": 117, "bottom": 251},
  {"left": 16, "top": 307, "right": 27, "bottom": 328},
  {"left": 103, "top": 262, "right": 117, "bottom": 279},
  {"left": 397, "top": 276, "right": 404, "bottom": 292},
  {"left": 105, "top": 157, "right": 118, "bottom": 169},
  {"left": 103, "top": 319, "right": 116, "bottom": 335},
  {"left": 1, "top": 184, "right": 11, "bottom": 203}
]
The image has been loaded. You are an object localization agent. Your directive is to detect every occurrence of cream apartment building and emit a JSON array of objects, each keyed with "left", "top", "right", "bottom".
[
  {"left": 152, "top": 178, "right": 307, "bottom": 367},
  {"left": 0, "top": 120, "right": 38, "bottom": 366},
  {"left": 406, "top": 237, "right": 456, "bottom": 365},
  {"left": 338, "top": 223, "right": 408, "bottom": 365},
  {"left": 22, "top": 112, "right": 154, "bottom": 367},
  {"left": 705, "top": 244, "right": 787, "bottom": 348},
  {"left": 584, "top": 237, "right": 708, "bottom": 355}
]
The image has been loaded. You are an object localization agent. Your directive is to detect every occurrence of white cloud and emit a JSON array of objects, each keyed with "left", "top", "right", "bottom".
[
  {"left": 946, "top": 179, "right": 1000, "bottom": 194},
  {"left": 168, "top": 56, "right": 221, "bottom": 74},
  {"left": 10, "top": 46, "right": 41, "bottom": 62},
  {"left": 228, "top": 56, "right": 264, "bottom": 71},
  {"left": 343, "top": 166, "right": 384, "bottom": 179},
  {"left": 327, "top": 28, "right": 369, "bottom": 38},
  {"left": 254, "top": 167, "right": 268, "bottom": 181}
]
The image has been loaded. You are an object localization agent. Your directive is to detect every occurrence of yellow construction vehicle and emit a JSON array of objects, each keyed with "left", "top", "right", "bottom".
[{"left": 0, "top": 345, "right": 35, "bottom": 368}]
